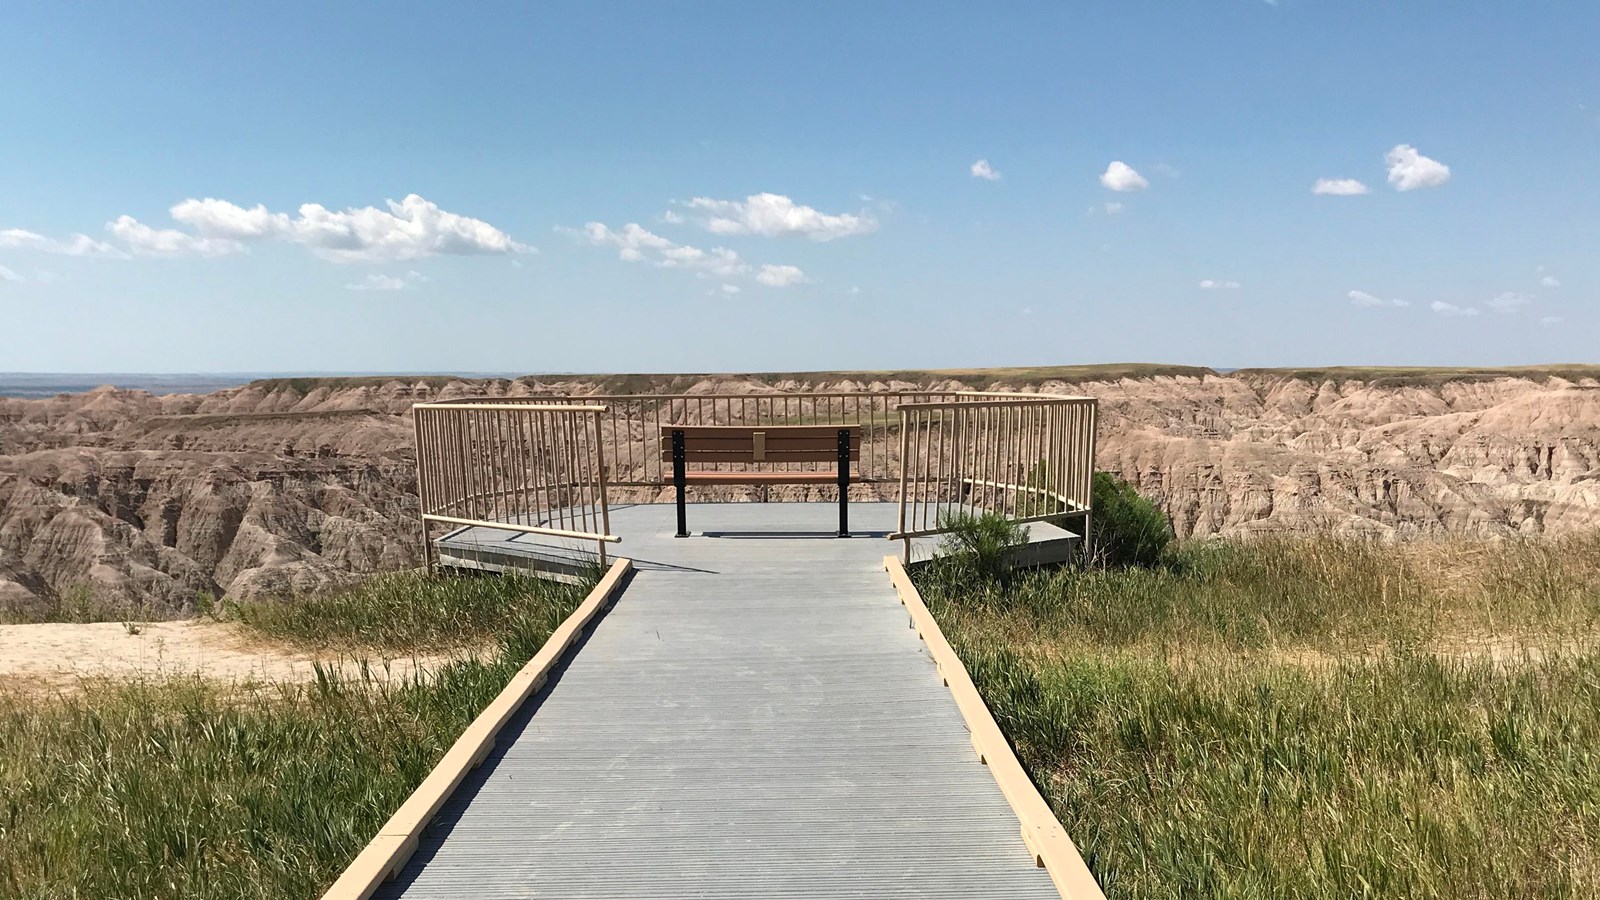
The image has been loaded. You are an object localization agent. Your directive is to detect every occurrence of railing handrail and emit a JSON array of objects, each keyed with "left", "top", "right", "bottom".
[
  {"left": 414, "top": 401, "right": 611, "bottom": 411},
  {"left": 415, "top": 389, "right": 1097, "bottom": 403}
]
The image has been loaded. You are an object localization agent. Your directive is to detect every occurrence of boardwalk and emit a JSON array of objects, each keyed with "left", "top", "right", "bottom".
[{"left": 382, "top": 503, "right": 1061, "bottom": 899}]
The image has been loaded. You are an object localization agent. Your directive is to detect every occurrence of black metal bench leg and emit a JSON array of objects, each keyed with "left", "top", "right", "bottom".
[
  {"left": 672, "top": 429, "right": 689, "bottom": 537},
  {"left": 837, "top": 428, "right": 850, "bottom": 538}
]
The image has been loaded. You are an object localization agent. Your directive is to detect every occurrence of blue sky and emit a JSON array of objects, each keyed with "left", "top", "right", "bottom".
[{"left": 1, "top": 1, "right": 1595, "bottom": 373}]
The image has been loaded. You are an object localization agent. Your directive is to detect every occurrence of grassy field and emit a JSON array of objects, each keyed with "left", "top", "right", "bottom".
[
  {"left": 916, "top": 535, "right": 1600, "bottom": 900},
  {"left": 0, "top": 571, "right": 589, "bottom": 899}
]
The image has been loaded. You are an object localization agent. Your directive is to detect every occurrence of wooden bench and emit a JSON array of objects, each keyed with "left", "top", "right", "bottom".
[{"left": 660, "top": 425, "right": 862, "bottom": 538}]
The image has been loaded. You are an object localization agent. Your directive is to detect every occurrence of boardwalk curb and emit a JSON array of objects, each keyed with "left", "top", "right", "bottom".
[
  {"left": 321, "top": 557, "right": 634, "bottom": 900},
  {"left": 884, "top": 555, "right": 1106, "bottom": 900}
]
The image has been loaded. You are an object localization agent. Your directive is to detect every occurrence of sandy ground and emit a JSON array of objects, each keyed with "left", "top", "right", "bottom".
[{"left": 0, "top": 620, "right": 466, "bottom": 691}]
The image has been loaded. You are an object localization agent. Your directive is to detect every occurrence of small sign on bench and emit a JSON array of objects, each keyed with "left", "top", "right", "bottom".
[{"left": 660, "top": 425, "right": 862, "bottom": 537}]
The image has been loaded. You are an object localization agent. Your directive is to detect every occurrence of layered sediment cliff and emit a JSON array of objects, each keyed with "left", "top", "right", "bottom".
[{"left": 3, "top": 367, "right": 1596, "bottom": 615}]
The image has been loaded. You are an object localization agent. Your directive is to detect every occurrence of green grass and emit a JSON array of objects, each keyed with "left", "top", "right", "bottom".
[
  {"left": 0, "top": 571, "right": 590, "bottom": 899},
  {"left": 917, "top": 534, "right": 1600, "bottom": 899},
  {"left": 232, "top": 569, "right": 592, "bottom": 653}
]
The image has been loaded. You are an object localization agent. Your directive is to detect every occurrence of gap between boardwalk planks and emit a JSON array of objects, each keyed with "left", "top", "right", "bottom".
[
  {"left": 884, "top": 555, "right": 1106, "bottom": 900},
  {"left": 321, "top": 557, "right": 633, "bottom": 900}
]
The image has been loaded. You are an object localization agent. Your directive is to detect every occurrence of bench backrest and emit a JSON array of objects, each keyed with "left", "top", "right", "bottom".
[{"left": 660, "top": 425, "right": 862, "bottom": 464}]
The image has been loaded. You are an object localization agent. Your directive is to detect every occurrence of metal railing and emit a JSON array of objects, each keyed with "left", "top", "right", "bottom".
[
  {"left": 413, "top": 402, "right": 618, "bottom": 565},
  {"left": 413, "top": 390, "right": 1097, "bottom": 564},
  {"left": 892, "top": 392, "right": 1097, "bottom": 549}
]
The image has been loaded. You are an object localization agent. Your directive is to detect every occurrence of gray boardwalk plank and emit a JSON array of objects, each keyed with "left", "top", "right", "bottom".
[{"left": 383, "top": 503, "right": 1059, "bottom": 899}]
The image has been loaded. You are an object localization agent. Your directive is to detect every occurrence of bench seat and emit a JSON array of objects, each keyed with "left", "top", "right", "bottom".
[
  {"left": 681, "top": 472, "right": 839, "bottom": 485},
  {"left": 663, "top": 424, "right": 861, "bottom": 536}
]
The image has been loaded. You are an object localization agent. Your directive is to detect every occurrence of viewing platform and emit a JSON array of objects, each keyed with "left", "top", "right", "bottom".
[{"left": 325, "top": 390, "right": 1104, "bottom": 899}]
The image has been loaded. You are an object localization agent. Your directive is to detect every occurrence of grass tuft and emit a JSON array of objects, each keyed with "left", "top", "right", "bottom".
[{"left": 232, "top": 569, "right": 591, "bottom": 653}]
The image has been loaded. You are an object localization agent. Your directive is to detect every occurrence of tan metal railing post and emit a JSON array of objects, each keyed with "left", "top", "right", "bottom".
[
  {"left": 414, "top": 407, "right": 432, "bottom": 574},
  {"left": 897, "top": 404, "right": 911, "bottom": 562},
  {"left": 593, "top": 408, "right": 611, "bottom": 566}
]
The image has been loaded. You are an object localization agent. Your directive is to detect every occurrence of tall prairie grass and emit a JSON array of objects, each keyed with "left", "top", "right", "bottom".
[
  {"left": 917, "top": 532, "right": 1600, "bottom": 900},
  {"left": 0, "top": 571, "right": 589, "bottom": 899}
]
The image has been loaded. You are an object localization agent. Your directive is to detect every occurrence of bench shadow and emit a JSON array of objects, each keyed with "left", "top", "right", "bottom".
[{"left": 371, "top": 568, "right": 635, "bottom": 898}]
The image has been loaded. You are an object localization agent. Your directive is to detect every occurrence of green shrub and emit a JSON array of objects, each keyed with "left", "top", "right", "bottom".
[
  {"left": 1092, "top": 472, "right": 1171, "bottom": 568},
  {"left": 935, "top": 510, "right": 1029, "bottom": 582}
]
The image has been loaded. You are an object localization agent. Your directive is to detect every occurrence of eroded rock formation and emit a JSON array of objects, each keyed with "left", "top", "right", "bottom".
[{"left": 2, "top": 368, "right": 1597, "bottom": 615}]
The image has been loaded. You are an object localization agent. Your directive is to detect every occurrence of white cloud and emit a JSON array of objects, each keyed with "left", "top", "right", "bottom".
[
  {"left": 109, "top": 194, "right": 532, "bottom": 263},
  {"left": 1540, "top": 315, "right": 1563, "bottom": 325},
  {"left": 1430, "top": 300, "right": 1479, "bottom": 317},
  {"left": 170, "top": 198, "right": 290, "bottom": 239},
  {"left": 0, "top": 228, "right": 128, "bottom": 259},
  {"left": 1540, "top": 275, "right": 1561, "bottom": 287},
  {"left": 1385, "top": 144, "right": 1451, "bottom": 191},
  {"left": 1100, "top": 161, "right": 1149, "bottom": 192},
  {"left": 1104, "top": 202, "right": 1124, "bottom": 215},
  {"left": 109, "top": 215, "right": 244, "bottom": 258},
  {"left": 1198, "top": 279, "right": 1241, "bottom": 290},
  {"left": 286, "top": 195, "right": 530, "bottom": 262},
  {"left": 1313, "top": 178, "right": 1370, "bottom": 196},
  {"left": 719, "top": 283, "right": 741, "bottom": 294},
  {"left": 345, "top": 270, "right": 427, "bottom": 292},
  {"left": 970, "top": 159, "right": 1001, "bottom": 181},
  {"left": 681, "top": 193, "right": 876, "bottom": 241},
  {"left": 1486, "top": 291, "right": 1532, "bottom": 313},
  {"left": 848, "top": 285, "right": 861, "bottom": 295},
  {"left": 0, "top": 265, "right": 22, "bottom": 282},
  {"left": 1348, "top": 289, "right": 1408, "bottom": 308},
  {"left": 756, "top": 264, "right": 807, "bottom": 287},
  {"left": 576, "top": 221, "right": 751, "bottom": 279}
]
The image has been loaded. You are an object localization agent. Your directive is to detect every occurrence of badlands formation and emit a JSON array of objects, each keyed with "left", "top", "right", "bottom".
[{"left": 1, "top": 366, "right": 1596, "bottom": 616}]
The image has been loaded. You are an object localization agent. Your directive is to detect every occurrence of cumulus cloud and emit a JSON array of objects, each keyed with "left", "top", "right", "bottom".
[
  {"left": 720, "top": 283, "right": 741, "bottom": 294},
  {"left": 680, "top": 193, "right": 876, "bottom": 241},
  {"left": 1100, "top": 161, "right": 1149, "bottom": 192},
  {"left": 0, "top": 228, "right": 128, "bottom": 259},
  {"left": 345, "top": 270, "right": 427, "bottom": 292},
  {"left": 575, "top": 221, "right": 764, "bottom": 281},
  {"left": 1198, "top": 279, "right": 1241, "bottom": 290},
  {"left": 1385, "top": 144, "right": 1451, "bottom": 191},
  {"left": 1348, "top": 290, "right": 1407, "bottom": 307},
  {"left": 109, "top": 216, "right": 244, "bottom": 258},
  {"left": 170, "top": 199, "right": 290, "bottom": 239},
  {"left": 1540, "top": 275, "right": 1561, "bottom": 288},
  {"left": 1313, "top": 178, "right": 1370, "bottom": 196},
  {"left": 0, "top": 265, "right": 22, "bottom": 282},
  {"left": 1430, "top": 300, "right": 1479, "bottom": 317},
  {"left": 106, "top": 195, "right": 531, "bottom": 262},
  {"left": 756, "top": 264, "right": 807, "bottom": 287},
  {"left": 1485, "top": 291, "right": 1533, "bottom": 313},
  {"left": 970, "top": 159, "right": 1001, "bottom": 181}
]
